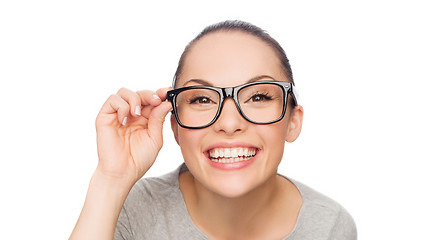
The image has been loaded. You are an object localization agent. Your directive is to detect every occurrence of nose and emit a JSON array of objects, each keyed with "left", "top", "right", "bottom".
[{"left": 212, "top": 98, "right": 247, "bottom": 135}]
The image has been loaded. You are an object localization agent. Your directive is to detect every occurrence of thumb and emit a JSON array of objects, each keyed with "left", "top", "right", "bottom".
[{"left": 147, "top": 101, "right": 173, "bottom": 147}]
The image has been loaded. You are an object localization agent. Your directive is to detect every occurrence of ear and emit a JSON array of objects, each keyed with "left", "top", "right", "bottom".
[
  {"left": 170, "top": 115, "right": 180, "bottom": 145},
  {"left": 285, "top": 105, "right": 304, "bottom": 143}
]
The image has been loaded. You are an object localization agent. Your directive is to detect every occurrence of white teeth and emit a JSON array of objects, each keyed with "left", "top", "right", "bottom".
[
  {"left": 242, "top": 148, "right": 248, "bottom": 156},
  {"left": 238, "top": 148, "right": 243, "bottom": 156},
  {"left": 224, "top": 148, "right": 231, "bottom": 157},
  {"left": 231, "top": 148, "right": 238, "bottom": 157},
  {"left": 209, "top": 147, "right": 257, "bottom": 163}
]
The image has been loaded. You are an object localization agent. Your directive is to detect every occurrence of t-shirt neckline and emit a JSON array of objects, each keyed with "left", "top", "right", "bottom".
[{"left": 173, "top": 163, "right": 306, "bottom": 240}]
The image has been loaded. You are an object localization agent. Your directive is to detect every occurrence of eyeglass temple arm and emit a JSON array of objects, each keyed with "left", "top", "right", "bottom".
[{"left": 290, "top": 84, "right": 299, "bottom": 106}]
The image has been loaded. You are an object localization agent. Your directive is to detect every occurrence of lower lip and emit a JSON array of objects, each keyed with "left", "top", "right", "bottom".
[{"left": 206, "top": 151, "right": 258, "bottom": 171}]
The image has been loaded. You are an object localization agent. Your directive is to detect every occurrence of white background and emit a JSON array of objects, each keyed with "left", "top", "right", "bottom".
[{"left": 1, "top": 0, "right": 426, "bottom": 239}]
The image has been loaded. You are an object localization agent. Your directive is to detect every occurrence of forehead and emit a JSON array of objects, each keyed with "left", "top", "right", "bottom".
[{"left": 177, "top": 31, "right": 285, "bottom": 88}]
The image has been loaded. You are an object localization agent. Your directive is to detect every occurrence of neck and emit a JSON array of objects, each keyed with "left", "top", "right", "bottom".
[{"left": 180, "top": 170, "right": 297, "bottom": 239}]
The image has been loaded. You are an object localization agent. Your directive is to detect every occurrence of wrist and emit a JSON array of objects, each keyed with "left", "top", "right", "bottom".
[
  {"left": 90, "top": 169, "right": 136, "bottom": 200},
  {"left": 69, "top": 170, "right": 135, "bottom": 239}
]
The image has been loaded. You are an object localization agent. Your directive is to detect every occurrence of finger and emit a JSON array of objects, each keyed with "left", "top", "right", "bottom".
[
  {"left": 136, "top": 90, "right": 162, "bottom": 106},
  {"left": 99, "top": 94, "right": 130, "bottom": 126},
  {"left": 138, "top": 87, "right": 172, "bottom": 119},
  {"left": 140, "top": 104, "right": 155, "bottom": 119},
  {"left": 155, "top": 87, "right": 173, "bottom": 101},
  {"left": 147, "top": 101, "right": 173, "bottom": 147},
  {"left": 116, "top": 88, "right": 143, "bottom": 118}
]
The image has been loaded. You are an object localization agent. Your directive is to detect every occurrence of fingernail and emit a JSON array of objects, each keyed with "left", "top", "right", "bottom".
[
  {"left": 135, "top": 106, "right": 141, "bottom": 116},
  {"left": 153, "top": 94, "right": 160, "bottom": 100},
  {"left": 122, "top": 117, "right": 127, "bottom": 126}
]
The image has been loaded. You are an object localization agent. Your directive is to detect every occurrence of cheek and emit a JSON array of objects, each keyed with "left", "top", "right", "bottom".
[
  {"left": 260, "top": 120, "right": 287, "bottom": 142},
  {"left": 257, "top": 121, "right": 287, "bottom": 160},
  {"left": 177, "top": 128, "right": 205, "bottom": 160}
]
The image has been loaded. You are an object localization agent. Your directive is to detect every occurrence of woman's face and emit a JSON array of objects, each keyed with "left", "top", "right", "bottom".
[{"left": 172, "top": 31, "right": 302, "bottom": 198}]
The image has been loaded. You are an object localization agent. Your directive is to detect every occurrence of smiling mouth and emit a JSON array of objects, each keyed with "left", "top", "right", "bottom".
[{"left": 208, "top": 147, "right": 257, "bottom": 163}]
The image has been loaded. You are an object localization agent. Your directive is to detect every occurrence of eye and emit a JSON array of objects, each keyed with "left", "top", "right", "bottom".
[
  {"left": 189, "top": 96, "right": 215, "bottom": 104},
  {"left": 249, "top": 94, "right": 272, "bottom": 102}
]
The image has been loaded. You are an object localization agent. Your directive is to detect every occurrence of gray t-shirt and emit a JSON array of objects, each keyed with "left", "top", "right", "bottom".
[{"left": 114, "top": 164, "right": 357, "bottom": 240}]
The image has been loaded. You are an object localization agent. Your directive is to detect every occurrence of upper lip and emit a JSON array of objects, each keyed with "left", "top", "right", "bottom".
[{"left": 204, "top": 142, "right": 260, "bottom": 152}]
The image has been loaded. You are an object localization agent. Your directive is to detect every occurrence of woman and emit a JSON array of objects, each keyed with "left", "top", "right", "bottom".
[{"left": 70, "top": 20, "right": 357, "bottom": 240}]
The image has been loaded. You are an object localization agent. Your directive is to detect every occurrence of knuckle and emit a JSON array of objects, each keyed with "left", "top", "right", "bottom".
[
  {"left": 158, "top": 116, "right": 165, "bottom": 124},
  {"left": 130, "top": 94, "right": 141, "bottom": 105},
  {"left": 107, "top": 94, "right": 118, "bottom": 102},
  {"left": 139, "top": 90, "right": 154, "bottom": 96},
  {"left": 95, "top": 115, "right": 102, "bottom": 127},
  {"left": 117, "top": 87, "right": 128, "bottom": 94},
  {"left": 121, "top": 103, "right": 130, "bottom": 112},
  {"left": 157, "top": 113, "right": 167, "bottom": 124},
  {"left": 95, "top": 113, "right": 108, "bottom": 128}
]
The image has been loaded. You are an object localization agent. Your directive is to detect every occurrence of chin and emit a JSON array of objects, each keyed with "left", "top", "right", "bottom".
[{"left": 183, "top": 147, "right": 281, "bottom": 199}]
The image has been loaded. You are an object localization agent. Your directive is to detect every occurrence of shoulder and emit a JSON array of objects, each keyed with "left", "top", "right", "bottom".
[
  {"left": 287, "top": 179, "right": 357, "bottom": 240},
  {"left": 124, "top": 166, "right": 181, "bottom": 209},
  {"left": 115, "top": 165, "right": 186, "bottom": 239}
]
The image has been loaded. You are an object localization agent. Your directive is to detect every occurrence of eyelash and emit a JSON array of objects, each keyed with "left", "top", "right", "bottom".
[
  {"left": 247, "top": 92, "right": 273, "bottom": 102},
  {"left": 188, "top": 96, "right": 215, "bottom": 104}
]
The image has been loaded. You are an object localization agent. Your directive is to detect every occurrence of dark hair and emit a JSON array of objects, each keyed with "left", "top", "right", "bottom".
[{"left": 173, "top": 20, "right": 294, "bottom": 88}]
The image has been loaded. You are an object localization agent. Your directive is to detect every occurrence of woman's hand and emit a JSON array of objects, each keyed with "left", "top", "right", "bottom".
[
  {"left": 95, "top": 87, "right": 172, "bottom": 185},
  {"left": 69, "top": 87, "right": 172, "bottom": 240}
]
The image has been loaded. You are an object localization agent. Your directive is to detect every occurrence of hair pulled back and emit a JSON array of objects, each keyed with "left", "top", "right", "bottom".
[{"left": 173, "top": 20, "right": 294, "bottom": 88}]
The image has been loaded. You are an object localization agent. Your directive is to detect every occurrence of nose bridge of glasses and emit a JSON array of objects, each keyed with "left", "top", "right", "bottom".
[
  {"left": 219, "top": 87, "right": 243, "bottom": 119},
  {"left": 222, "top": 87, "right": 234, "bottom": 98},
  {"left": 221, "top": 87, "right": 240, "bottom": 110}
]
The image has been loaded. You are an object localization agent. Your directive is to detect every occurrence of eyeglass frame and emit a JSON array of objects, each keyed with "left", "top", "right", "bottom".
[{"left": 166, "top": 81, "right": 299, "bottom": 129}]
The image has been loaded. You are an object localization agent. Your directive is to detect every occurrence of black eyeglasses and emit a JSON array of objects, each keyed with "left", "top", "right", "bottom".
[{"left": 167, "top": 81, "right": 298, "bottom": 129}]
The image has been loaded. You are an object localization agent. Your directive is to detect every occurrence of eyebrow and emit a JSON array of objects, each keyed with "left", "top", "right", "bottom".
[{"left": 182, "top": 75, "right": 277, "bottom": 87}]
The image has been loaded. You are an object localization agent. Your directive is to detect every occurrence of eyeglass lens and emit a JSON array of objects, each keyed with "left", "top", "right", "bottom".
[{"left": 175, "top": 83, "right": 285, "bottom": 128}]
